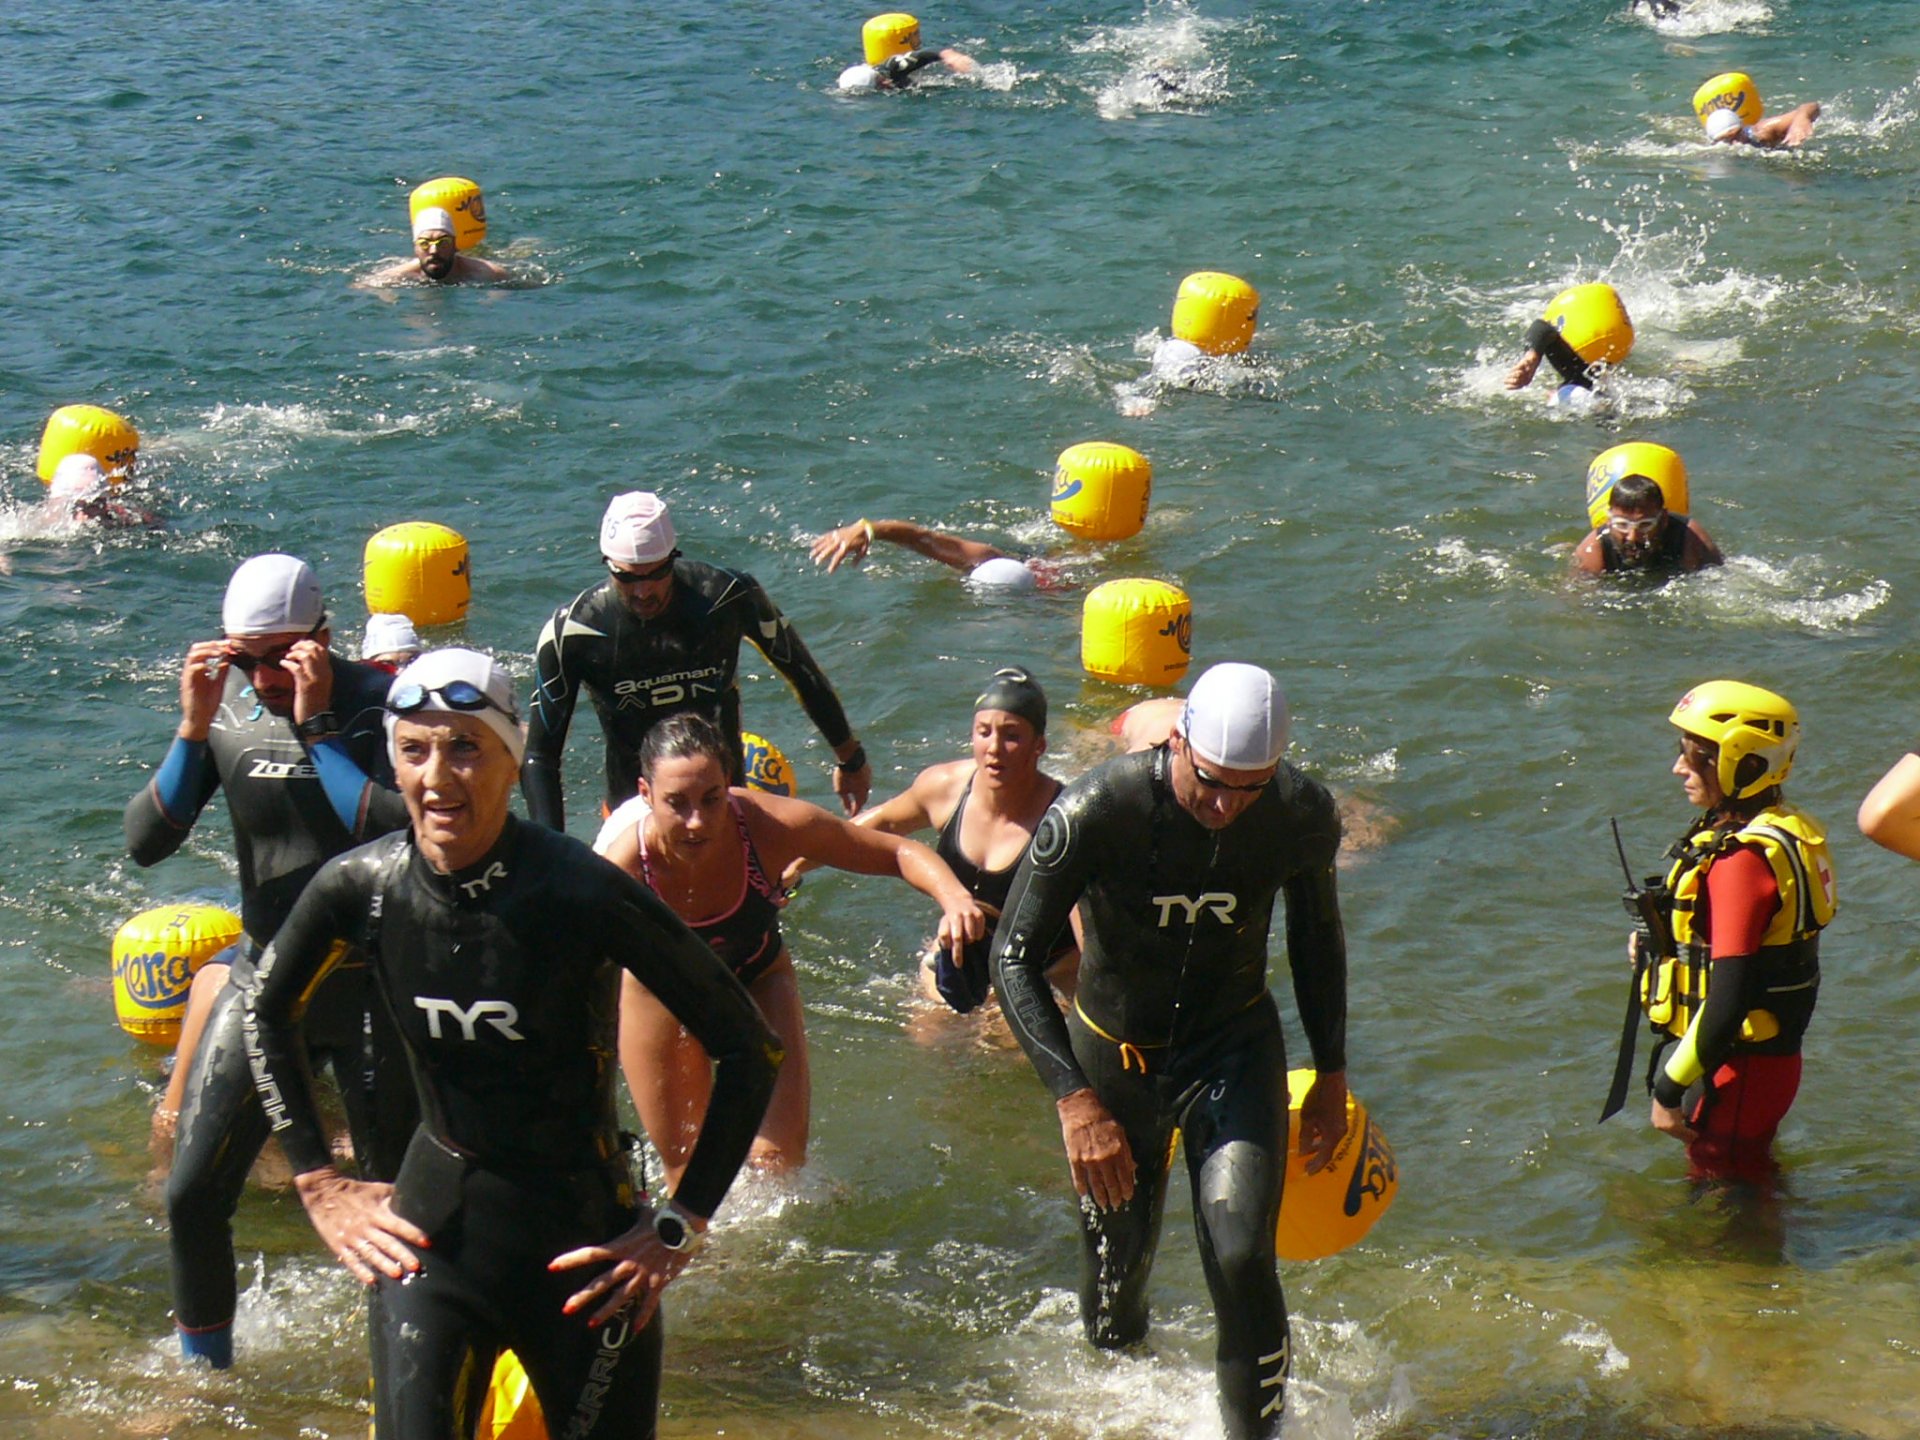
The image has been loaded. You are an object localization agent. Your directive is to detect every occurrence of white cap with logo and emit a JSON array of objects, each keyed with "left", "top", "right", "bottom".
[
  {"left": 412, "top": 206, "right": 457, "bottom": 240},
  {"left": 600, "top": 491, "right": 677, "bottom": 566},
  {"left": 385, "top": 647, "right": 525, "bottom": 765},
  {"left": 1705, "top": 109, "right": 1744, "bottom": 141},
  {"left": 223, "top": 554, "right": 326, "bottom": 637},
  {"left": 1179, "top": 662, "right": 1289, "bottom": 770}
]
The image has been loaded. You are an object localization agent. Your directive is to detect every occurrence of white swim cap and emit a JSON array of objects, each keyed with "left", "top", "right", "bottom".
[
  {"left": 361, "top": 612, "right": 423, "bottom": 661},
  {"left": 1179, "top": 662, "right": 1289, "bottom": 770},
  {"left": 838, "top": 64, "right": 881, "bottom": 91},
  {"left": 1152, "top": 337, "right": 1208, "bottom": 383},
  {"left": 386, "top": 646, "right": 524, "bottom": 766},
  {"left": 48, "top": 453, "right": 108, "bottom": 505},
  {"left": 223, "top": 554, "right": 326, "bottom": 637},
  {"left": 412, "top": 206, "right": 457, "bottom": 239},
  {"left": 1705, "top": 109, "right": 1744, "bottom": 141},
  {"left": 599, "top": 491, "right": 678, "bottom": 566},
  {"left": 967, "top": 556, "right": 1038, "bottom": 591}
]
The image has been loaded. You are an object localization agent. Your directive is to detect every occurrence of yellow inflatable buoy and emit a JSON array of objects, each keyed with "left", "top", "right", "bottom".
[
  {"left": 1082, "top": 578, "right": 1191, "bottom": 686},
  {"left": 1693, "top": 72, "right": 1763, "bottom": 128},
  {"left": 1541, "top": 283, "right": 1633, "bottom": 369},
  {"left": 1276, "top": 1069, "right": 1397, "bottom": 1262},
  {"left": 364, "top": 522, "right": 471, "bottom": 627},
  {"left": 1052, "top": 442, "right": 1152, "bottom": 542},
  {"left": 37, "top": 404, "right": 139, "bottom": 483},
  {"left": 111, "top": 904, "right": 243, "bottom": 1045},
  {"left": 1584, "top": 442, "right": 1690, "bottom": 528},
  {"left": 409, "top": 177, "right": 487, "bottom": 250},
  {"left": 741, "top": 731, "right": 797, "bottom": 797},
  {"left": 863, "top": 12, "right": 921, "bottom": 64},
  {"left": 476, "top": 1350, "right": 546, "bottom": 1440},
  {"left": 1172, "top": 272, "right": 1260, "bottom": 356}
]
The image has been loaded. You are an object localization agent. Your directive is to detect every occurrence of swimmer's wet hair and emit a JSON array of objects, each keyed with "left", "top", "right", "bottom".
[
  {"left": 1611, "top": 473, "right": 1665, "bottom": 511},
  {"left": 639, "top": 711, "right": 734, "bottom": 780}
]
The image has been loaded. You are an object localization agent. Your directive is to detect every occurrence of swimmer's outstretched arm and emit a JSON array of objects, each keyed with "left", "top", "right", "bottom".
[
  {"left": 354, "top": 258, "right": 423, "bottom": 290},
  {"left": 938, "top": 48, "right": 976, "bottom": 73},
  {"left": 810, "top": 518, "right": 1007, "bottom": 574}
]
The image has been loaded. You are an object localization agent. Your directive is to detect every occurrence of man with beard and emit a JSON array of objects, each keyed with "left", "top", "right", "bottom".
[
  {"left": 1571, "top": 473, "right": 1722, "bottom": 577},
  {"left": 364, "top": 206, "right": 507, "bottom": 286},
  {"left": 522, "top": 491, "right": 872, "bottom": 830}
]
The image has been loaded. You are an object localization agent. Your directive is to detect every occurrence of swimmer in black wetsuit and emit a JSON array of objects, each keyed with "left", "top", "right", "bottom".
[
  {"left": 244, "top": 649, "right": 781, "bottom": 1440},
  {"left": 1570, "top": 473, "right": 1722, "bottom": 577},
  {"left": 123, "top": 554, "right": 410, "bottom": 1366},
  {"left": 992, "top": 663, "right": 1352, "bottom": 1440},
  {"left": 524, "top": 491, "right": 872, "bottom": 829},
  {"left": 857, "top": 667, "right": 1076, "bottom": 1012},
  {"left": 594, "top": 713, "right": 985, "bottom": 1186}
]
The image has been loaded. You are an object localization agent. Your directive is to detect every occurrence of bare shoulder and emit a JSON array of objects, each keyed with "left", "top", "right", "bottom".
[
  {"left": 911, "top": 757, "right": 975, "bottom": 818},
  {"left": 1569, "top": 529, "right": 1605, "bottom": 574}
]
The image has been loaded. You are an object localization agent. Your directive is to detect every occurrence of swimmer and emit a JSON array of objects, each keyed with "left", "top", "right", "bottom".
[
  {"left": 41, "top": 453, "right": 152, "bottom": 527},
  {"left": 1705, "top": 101, "right": 1820, "bottom": 150},
  {"left": 245, "top": 649, "right": 781, "bottom": 1438},
  {"left": 1859, "top": 747, "right": 1920, "bottom": 861},
  {"left": 1571, "top": 473, "right": 1722, "bottom": 576},
  {"left": 855, "top": 667, "right": 1077, "bottom": 1013},
  {"left": 1643, "top": 682, "right": 1832, "bottom": 1182},
  {"left": 360, "top": 612, "right": 423, "bottom": 674},
  {"left": 362, "top": 206, "right": 508, "bottom": 287},
  {"left": 1506, "top": 321, "right": 1599, "bottom": 392},
  {"left": 1631, "top": 0, "right": 1682, "bottom": 17},
  {"left": 594, "top": 712, "right": 985, "bottom": 1185},
  {"left": 525, "top": 491, "right": 874, "bottom": 829},
  {"left": 993, "top": 663, "right": 1354, "bottom": 1439},
  {"left": 125, "top": 554, "right": 410, "bottom": 1366},
  {"left": 838, "top": 14, "right": 974, "bottom": 92},
  {"left": 808, "top": 517, "right": 1055, "bottom": 590}
]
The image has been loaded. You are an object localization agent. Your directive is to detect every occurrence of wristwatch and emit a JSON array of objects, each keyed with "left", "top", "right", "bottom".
[
  {"left": 651, "top": 1201, "right": 705, "bottom": 1255},
  {"left": 293, "top": 711, "right": 340, "bottom": 740}
]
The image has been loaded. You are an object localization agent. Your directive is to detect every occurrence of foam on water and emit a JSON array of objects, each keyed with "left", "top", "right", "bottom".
[
  {"left": 1073, "top": 0, "right": 1249, "bottom": 120},
  {"left": 1626, "top": 0, "right": 1775, "bottom": 38}
]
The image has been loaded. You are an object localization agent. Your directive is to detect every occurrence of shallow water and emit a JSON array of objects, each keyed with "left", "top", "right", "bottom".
[{"left": 7, "top": 0, "right": 1920, "bottom": 1434}]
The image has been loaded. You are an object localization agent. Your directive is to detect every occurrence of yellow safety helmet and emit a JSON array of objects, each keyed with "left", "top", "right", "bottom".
[{"left": 1669, "top": 680, "right": 1799, "bottom": 799}]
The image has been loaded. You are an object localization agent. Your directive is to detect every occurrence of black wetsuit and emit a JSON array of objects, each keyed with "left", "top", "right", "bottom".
[
  {"left": 876, "top": 49, "right": 946, "bottom": 88},
  {"left": 930, "top": 772, "right": 1066, "bottom": 1012},
  {"left": 991, "top": 745, "right": 1347, "bottom": 1440},
  {"left": 523, "top": 564, "right": 854, "bottom": 830},
  {"left": 123, "top": 657, "right": 410, "bottom": 1358},
  {"left": 1523, "top": 316, "right": 1599, "bottom": 389},
  {"left": 1598, "top": 516, "right": 1690, "bottom": 572},
  {"left": 244, "top": 817, "right": 780, "bottom": 1440}
]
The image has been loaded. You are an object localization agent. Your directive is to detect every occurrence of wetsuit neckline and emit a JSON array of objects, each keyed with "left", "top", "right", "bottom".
[{"left": 414, "top": 813, "right": 522, "bottom": 905}]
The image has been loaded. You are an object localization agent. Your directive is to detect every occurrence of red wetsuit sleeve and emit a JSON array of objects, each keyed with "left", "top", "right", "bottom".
[{"left": 1704, "top": 844, "right": 1779, "bottom": 958}]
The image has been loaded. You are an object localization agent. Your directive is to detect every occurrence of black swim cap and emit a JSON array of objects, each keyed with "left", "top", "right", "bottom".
[{"left": 974, "top": 666, "right": 1047, "bottom": 736}]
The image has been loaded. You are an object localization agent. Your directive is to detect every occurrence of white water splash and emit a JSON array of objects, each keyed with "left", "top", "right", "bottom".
[{"left": 1073, "top": 0, "right": 1248, "bottom": 120}]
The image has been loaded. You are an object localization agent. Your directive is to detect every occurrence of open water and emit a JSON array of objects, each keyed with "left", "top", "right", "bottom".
[{"left": 7, "top": 0, "right": 1920, "bottom": 1434}]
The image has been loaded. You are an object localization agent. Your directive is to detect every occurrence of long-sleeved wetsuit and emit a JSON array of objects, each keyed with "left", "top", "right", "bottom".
[
  {"left": 991, "top": 744, "right": 1347, "bottom": 1440},
  {"left": 522, "top": 563, "right": 854, "bottom": 831},
  {"left": 244, "top": 816, "right": 781, "bottom": 1439},
  {"left": 124, "top": 656, "right": 411, "bottom": 1359}
]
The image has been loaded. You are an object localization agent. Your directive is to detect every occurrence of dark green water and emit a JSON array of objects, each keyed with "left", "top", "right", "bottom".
[{"left": 6, "top": 0, "right": 1920, "bottom": 1434}]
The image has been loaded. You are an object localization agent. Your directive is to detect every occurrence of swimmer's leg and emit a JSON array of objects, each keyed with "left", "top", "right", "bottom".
[
  {"left": 368, "top": 1263, "right": 499, "bottom": 1440},
  {"left": 746, "top": 951, "right": 810, "bottom": 1172},
  {"left": 165, "top": 977, "right": 268, "bottom": 1365},
  {"left": 517, "top": 1293, "right": 664, "bottom": 1440},
  {"left": 1179, "top": 1009, "right": 1290, "bottom": 1440},
  {"left": 151, "top": 957, "right": 233, "bottom": 1168},
  {"left": 618, "top": 971, "right": 712, "bottom": 1192},
  {"left": 1069, "top": 1015, "right": 1173, "bottom": 1349}
]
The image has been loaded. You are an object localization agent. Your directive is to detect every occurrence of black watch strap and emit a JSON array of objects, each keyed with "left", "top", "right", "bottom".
[
  {"left": 294, "top": 711, "right": 340, "bottom": 739},
  {"left": 833, "top": 743, "right": 869, "bottom": 773}
]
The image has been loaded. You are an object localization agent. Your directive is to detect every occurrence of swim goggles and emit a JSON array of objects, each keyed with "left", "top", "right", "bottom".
[
  {"left": 607, "top": 551, "right": 680, "bottom": 585},
  {"left": 387, "top": 679, "right": 518, "bottom": 722},
  {"left": 226, "top": 618, "right": 325, "bottom": 674},
  {"left": 1188, "top": 757, "right": 1274, "bottom": 794}
]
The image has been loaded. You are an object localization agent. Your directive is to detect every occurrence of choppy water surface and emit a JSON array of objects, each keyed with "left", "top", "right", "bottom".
[{"left": 7, "top": 0, "right": 1920, "bottom": 1435}]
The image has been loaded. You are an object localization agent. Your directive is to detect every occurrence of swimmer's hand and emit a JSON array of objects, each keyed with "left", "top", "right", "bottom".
[
  {"left": 1649, "top": 1096, "right": 1697, "bottom": 1144},
  {"left": 178, "top": 641, "right": 232, "bottom": 741},
  {"left": 1057, "top": 1087, "right": 1136, "bottom": 1211},
  {"left": 809, "top": 522, "right": 872, "bottom": 573},
  {"left": 934, "top": 893, "right": 990, "bottom": 968},
  {"left": 1503, "top": 350, "right": 1542, "bottom": 391},
  {"left": 294, "top": 1166, "right": 428, "bottom": 1286},
  {"left": 283, "top": 639, "right": 334, "bottom": 726},
  {"left": 940, "top": 48, "right": 976, "bottom": 74},
  {"left": 550, "top": 1204, "right": 706, "bottom": 1330},
  {"left": 1295, "top": 1069, "right": 1349, "bottom": 1175}
]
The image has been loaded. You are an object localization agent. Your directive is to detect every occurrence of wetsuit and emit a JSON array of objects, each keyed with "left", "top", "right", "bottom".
[
  {"left": 929, "top": 772, "right": 1067, "bottom": 1012},
  {"left": 523, "top": 563, "right": 854, "bottom": 831},
  {"left": 244, "top": 817, "right": 780, "bottom": 1440},
  {"left": 631, "top": 796, "right": 790, "bottom": 986},
  {"left": 1523, "top": 316, "right": 1599, "bottom": 389},
  {"left": 991, "top": 745, "right": 1346, "bottom": 1440},
  {"left": 123, "top": 656, "right": 410, "bottom": 1363},
  {"left": 1598, "top": 516, "right": 1690, "bottom": 572},
  {"left": 1647, "top": 806, "right": 1832, "bottom": 1179},
  {"left": 876, "top": 49, "right": 947, "bottom": 87}
]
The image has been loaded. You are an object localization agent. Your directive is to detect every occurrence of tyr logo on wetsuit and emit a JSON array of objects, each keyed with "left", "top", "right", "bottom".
[
  {"left": 414, "top": 996, "right": 525, "bottom": 1041},
  {"left": 1151, "top": 891, "right": 1238, "bottom": 926}
]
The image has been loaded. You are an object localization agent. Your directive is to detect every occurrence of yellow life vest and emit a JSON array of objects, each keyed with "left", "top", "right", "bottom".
[{"left": 1639, "top": 804, "right": 1835, "bottom": 1042}]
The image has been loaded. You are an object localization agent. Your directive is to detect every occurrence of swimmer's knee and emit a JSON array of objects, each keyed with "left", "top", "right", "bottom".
[
  {"left": 1086, "top": 1304, "right": 1150, "bottom": 1350},
  {"left": 748, "top": 1137, "right": 804, "bottom": 1172}
]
